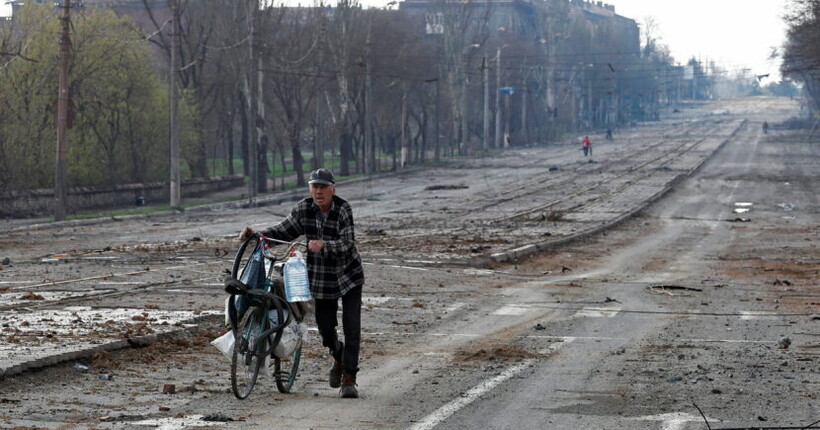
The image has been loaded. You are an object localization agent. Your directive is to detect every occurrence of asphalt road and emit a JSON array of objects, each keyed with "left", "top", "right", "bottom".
[{"left": 0, "top": 97, "right": 816, "bottom": 429}]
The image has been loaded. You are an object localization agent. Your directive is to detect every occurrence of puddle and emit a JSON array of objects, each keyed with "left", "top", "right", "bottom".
[
  {"left": 493, "top": 304, "right": 530, "bottom": 316},
  {"left": 733, "top": 202, "right": 752, "bottom": 214},
  {"left": 777, "top": 203, "right": 794, "bottom": 211},
  {"left": 574, "top": 307, "right": 620, "bottom": 318},
  {"left": 463, "top": 269, "right": 497, "bottom": 276},
  {"left": 363, "top": 296, "right": 392, "bottom": 305},
  {"left": 132, "top": 414, "right": 228, "bottom": 429}
]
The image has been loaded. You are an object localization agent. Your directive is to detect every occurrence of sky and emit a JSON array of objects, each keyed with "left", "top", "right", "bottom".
[
  {"left": 608, "top": 0, "right": 791, "bottom": 81},
  {"left": 1, "top": 0, "right": 791, "bottom": 81}
]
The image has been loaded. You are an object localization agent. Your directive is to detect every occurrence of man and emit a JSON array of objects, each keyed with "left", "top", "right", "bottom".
[{"left": 240, "top": 168, "right": 364, "bottom": 398}]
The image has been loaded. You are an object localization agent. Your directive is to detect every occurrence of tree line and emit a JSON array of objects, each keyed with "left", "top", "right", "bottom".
[
  {"left": 782, "top": 0, "right": 820, "bottom": 112},
  {"left": 2, "top": 0, "right": 759, "bottom": 199}
]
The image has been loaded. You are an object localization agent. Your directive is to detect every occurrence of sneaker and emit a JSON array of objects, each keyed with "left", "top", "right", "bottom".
[
  {"left": 329, "top": 360, "right": 343, "bottom": 388},
  {"left": 340, "top": 375, "right": 358, "bottom": 398}
]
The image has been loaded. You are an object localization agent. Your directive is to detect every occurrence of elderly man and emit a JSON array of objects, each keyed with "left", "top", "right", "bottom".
[{"left": 241, "top": 168, "right": 364, "bottom": 398}]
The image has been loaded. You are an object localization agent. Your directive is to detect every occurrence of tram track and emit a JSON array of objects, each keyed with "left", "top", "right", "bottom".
[{"left": 357, "top": 120, "right": 742, "bottom": 257}]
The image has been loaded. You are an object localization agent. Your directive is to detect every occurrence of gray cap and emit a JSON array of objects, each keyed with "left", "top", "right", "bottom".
[{"left": 308, "top": 168, "right": 335, "bottom": 185}]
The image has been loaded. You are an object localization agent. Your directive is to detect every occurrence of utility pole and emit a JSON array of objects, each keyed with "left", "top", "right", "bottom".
[
  {"left": 400, "top": 83, "right": 409, "bottom": 167},
  {"left": 247, "top": 0, "right": 258, "bottom": 204},
  {"left": 434, "top": 69, "right": 441, "bottom": 163},
  {"left": 522, "top": 83, "right": 527, "bottom": 145},
  {"left": 364, "top": 13, "right": 373, "bottom": 174},
  {"left": 54, "top": 0, "right": 71, "bottom": 221},
  {"left": 494, "top": 46, "right": 502, "bottom": 149},
  {"left": 482, "top": 56, "right": 489, "bottom": 152},
  {"left": 504, "top": 91, "right": 511, "bottom": 148},
  {"left": 256, "top": 54, "right": 266, "bottom": 194},
  {"left": 169, "top": 0, "right": 181, "bottom": 208}
]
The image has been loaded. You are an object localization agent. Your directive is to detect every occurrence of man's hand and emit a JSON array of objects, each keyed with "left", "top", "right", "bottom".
[
  {"left": 308, "top": 239, "right": 324, "bottom": 253},
  {"left": 239, "top": 227, "right": 255, "bottom": 242}
]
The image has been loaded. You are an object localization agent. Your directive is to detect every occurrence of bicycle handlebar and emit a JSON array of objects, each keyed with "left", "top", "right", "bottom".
[{"left": 256, "top": 234, "right": 307, "bottom": 249}]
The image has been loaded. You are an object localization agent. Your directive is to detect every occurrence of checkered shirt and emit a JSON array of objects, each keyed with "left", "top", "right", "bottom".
[{"left": 262, "top": 195, "right": 364, "bottom": 300}]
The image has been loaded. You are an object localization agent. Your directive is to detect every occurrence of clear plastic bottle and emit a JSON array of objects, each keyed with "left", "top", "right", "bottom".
[{"left": 283, "top": 251, "right": 311, "bottom": 302}]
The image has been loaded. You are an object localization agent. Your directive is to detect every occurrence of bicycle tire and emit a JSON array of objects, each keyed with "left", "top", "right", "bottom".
[
  {"left": 231, "top": 306, "right": 267, "bottom": 399},
  {"left": 274, "top": 338, "right": 302, "bottom": 393},
  {"left": 232, "top": 235, "right": 263, "bottom": 279}
]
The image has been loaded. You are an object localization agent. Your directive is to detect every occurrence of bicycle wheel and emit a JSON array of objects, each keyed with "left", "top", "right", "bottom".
[
  {"left": 274, "top": 338, "right": 302, "bottom": 393},
  {"left": 231, "top": 306, "right": 267, "bottom": 399},
  {"left": 232, "top": 235, "right": 263, "bottom": 280}
]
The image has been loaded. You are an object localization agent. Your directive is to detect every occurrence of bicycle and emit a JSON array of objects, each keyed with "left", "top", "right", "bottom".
[{"left": 224, "top": 234, "right": 310, "bottom": 399}]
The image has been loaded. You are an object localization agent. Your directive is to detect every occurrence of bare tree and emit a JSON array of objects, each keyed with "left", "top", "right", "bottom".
[
  {"left": 262, "top": 7, "right": 326, "bottom": 186},
  {"left": 782, "top": 0, "right": 820, "bottom": 111}
]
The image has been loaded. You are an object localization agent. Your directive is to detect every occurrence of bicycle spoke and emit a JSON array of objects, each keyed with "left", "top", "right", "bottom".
[{"left": 231, "top": 307, "right": 266, "bottom": 399}]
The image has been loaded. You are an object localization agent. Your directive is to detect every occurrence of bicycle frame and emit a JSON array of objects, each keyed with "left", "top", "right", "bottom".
[{"left": 227, "top": 233, "right": 308, "bottom": 398}]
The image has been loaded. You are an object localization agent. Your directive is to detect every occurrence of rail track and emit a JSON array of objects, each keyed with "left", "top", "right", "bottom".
[{"left": 356, "top": 118, "right": 746, "bottom": 261}]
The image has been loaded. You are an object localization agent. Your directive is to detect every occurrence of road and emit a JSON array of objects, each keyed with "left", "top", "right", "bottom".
[{"left": 0, "top": 97, "right": 816, "bottom": 429}]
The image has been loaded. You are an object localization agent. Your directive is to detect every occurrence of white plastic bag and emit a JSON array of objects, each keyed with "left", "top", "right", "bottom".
[
  {"left": 269, "top": 309, "right": 308, "bottom": 358},
  {"left": 210, "top": 331, "right": 234, "bottom": 360}
]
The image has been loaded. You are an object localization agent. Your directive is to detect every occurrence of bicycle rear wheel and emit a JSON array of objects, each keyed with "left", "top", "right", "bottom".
[
  {"left": 231, "top": 306, "right": 267, "bottom": 399},
  {"left": 274, "top": 338, "right": 302, "bottom": 393}
]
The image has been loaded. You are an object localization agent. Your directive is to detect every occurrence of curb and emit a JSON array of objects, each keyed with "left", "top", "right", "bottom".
[
  {"left": 0, "top": 314, "right": 221, "bottom": 378},
  {"left": 4, "top": 168, "right": 426, "bottom": 234}
]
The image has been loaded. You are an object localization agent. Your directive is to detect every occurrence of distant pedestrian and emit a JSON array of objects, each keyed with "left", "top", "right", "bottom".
[
  {"left": 581, "top": 135, "right": 592, "bottom": 157},
  {"left": 762, "top": 121, "right": 769, "bottom": 134},
  {"left": 605, "top": 128, "right": 613, "bottom": 141}
]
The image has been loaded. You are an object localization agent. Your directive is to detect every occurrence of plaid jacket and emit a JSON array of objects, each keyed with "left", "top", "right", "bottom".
[{"left": 262, "top": 195, "right": 364, "bottom": 300}]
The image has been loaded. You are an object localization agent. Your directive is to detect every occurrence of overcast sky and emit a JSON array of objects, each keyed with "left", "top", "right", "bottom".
[
  {"left": 609, "top": 0, "right": 791, "bottom": 80},
  {"left": 2, "top": 0, "right": 792, "bottom": 81}
]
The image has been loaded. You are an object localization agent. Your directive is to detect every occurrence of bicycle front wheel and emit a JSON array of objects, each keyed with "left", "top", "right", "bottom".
[
  {"left": 274, "top": 338, "right": 302, "bottom": 393},
  {"left": 231, "top": 306, "right": 267, "bottom": 399}
]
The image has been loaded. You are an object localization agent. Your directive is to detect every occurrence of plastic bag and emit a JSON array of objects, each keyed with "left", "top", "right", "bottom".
[
  {"left": 239, "top": 242, "right": 267, "bottom": 288},
  {"left": 231, "top": 242, "right": 267, "bottom": 326},
  {"left": 210, "top": 331, "right": 234, "bottom": 360},
  {"left": 269, "top": 310, "right": 307, "bottom": 358}
]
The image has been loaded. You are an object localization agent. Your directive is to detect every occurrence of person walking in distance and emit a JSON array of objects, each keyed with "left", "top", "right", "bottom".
[
  {"left": 240, "top": 168, "right": 364, "bottom": 398},
  {"left": 581, "top": 135, "right": 592, "bottom": 157},
  {"left": 763, "top": 121, "right": 769, "bottom": 134}
]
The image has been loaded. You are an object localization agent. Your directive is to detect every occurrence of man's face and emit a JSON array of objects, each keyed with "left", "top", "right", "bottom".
[{"left": 310, "top": 183, "right": 335, "bottom": 209}]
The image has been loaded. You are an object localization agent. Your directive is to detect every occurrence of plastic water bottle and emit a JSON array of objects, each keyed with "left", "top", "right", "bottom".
[{"left": 283, "top": 251, "right": 311, "bottom": 302}]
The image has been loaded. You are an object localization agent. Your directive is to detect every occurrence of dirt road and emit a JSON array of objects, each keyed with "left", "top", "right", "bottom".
[{"left": 0, "top": 97, "right": 816, "bottom": 429}]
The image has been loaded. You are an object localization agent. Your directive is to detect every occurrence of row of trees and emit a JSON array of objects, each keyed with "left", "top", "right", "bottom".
[
  {"left": 1, "top": 0, "right": 717, "bottom": 202},
  {"left": 782, "top": 0, "right": 820, "bottom": 111},
  {"left": 0, "top": 4, "right": 199, "bottom": 192}
]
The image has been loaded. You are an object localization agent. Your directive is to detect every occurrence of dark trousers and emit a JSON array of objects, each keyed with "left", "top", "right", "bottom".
[{"left": 314, "top": 286, "right": 362, "bottom": 376}]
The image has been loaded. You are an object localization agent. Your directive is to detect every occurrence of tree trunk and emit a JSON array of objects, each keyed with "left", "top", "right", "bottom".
[
  {"left": 238, "top": 90, "right": 249, "bottom": 178},
  {"left": 257, "top": 134, "right": 268, "bottom": 193},
  {"left": 290, "top": 125, "right": 306, "bottom": 186},
  {"left": 339, "top": 132, "right": 352, "bottom": 176},
  {"left": 226, "top": 121, "right": 234, "bottom": 176}
]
